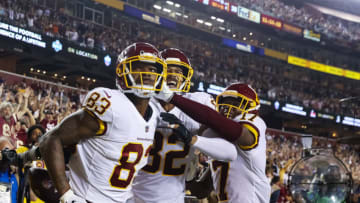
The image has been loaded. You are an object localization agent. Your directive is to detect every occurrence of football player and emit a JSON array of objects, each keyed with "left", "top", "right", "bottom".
[
  {"left": 208, "top": 83, "right": 271, "bottom": 203},
  {"left": 155, "top": 82, "right": 270, "bottom": 202},
  {"left": 39, "top": 42, "right": 167, "bottom": 203},
  {"left": 132, "top": 48, "right": 237, "bottom": 203}
]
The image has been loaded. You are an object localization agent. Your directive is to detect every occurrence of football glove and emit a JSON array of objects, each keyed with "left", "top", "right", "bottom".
[
  {"left": 160, "top": 112, "right": 193, "bottom": 145},
  {"left": 155, "top": 83, "right": 174, "bottom": 102},
  {"left": 60, "top": 189, "right": 87, "bottom": 203}
]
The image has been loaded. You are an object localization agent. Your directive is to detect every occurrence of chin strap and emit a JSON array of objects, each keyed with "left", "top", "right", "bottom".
[{"left": 122, "top": 86, "right": 155, "bottom": 98}]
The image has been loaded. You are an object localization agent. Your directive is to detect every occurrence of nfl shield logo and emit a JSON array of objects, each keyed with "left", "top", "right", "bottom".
[{"left": 145, "top": 126, "right": 149, "bottom": 132}]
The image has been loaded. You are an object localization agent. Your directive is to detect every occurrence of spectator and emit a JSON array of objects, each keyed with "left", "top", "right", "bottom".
[
  {"left": 39, "top": 108, "right": 56, "bottom": 133},
  {"left": 86, "top": 32, "right": 95, "bottom": 48},
  {"left": 26, "top": 124, "right": 45, "bottom": 148},
  {"left": 8, "top": 5, "right": 14, "bottom": 21},
  {"left": 0, "top": 102, "right": 16, "bottom": 138},
  {"left": 352, "top": 183, "right": 360, "bottom": 203},
  {"left": 27, "top": 13, "right": 34, "bottom": 27},
  {"left": 270, "top": 176, "right": 281, "bottom": 203},
  {"left": 0, "top": 136, "right": 18, "bottom": 203},
  {"left": 35, "top": 7, "right": 43, "bottom": 18},
  {"left": 14, "top": 120, "right": 27, "bottom": 147},
  {"left": 0, "top": 2, "right": 6, "bottom": 17},
  {"left": 65, "top": 27, "right": 78, "bottom": 42}
]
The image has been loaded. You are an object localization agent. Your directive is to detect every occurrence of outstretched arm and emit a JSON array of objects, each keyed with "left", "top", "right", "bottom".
[
  {"left": 191, "top": 135, "right": 237, "bottom": 161},
  {"left": 160, "top": 113, "right": 237, "bottom": 161},
  {"left": 39, "top": 109, "right": 99, "bottom": 196},
  {"left": 170, "top": 94, "right": 243, "bottom": 142},
  {"left": 156, "top": 88, "right": 256, "bottom": 145}
]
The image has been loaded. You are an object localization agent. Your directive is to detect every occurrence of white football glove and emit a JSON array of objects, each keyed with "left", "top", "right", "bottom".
[
  {"left": 60, "top": 189, "right": 87, "bottom": 203},
  {"left": 154, "top": 83, "right": 174, "bottom": 102}
]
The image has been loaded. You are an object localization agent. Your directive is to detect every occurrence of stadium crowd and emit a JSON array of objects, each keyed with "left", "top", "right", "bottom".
[
  {"left": 230, "top": 0, "right": 360, "bottom": 43},
  {"left": 141, "top": 0, "right": 360, "bottom": 49},
  {"left": 139, "top": 0, "right": 360, "bottom": 70},
  {"left": 2, "top": 0, "right": 360, "bottom": 68},
  {"left": 0, "top": 72, "right": 84, "bottom": 146},
  {"left": 0, "top": 0, "right": 359, "bottom": 117}
]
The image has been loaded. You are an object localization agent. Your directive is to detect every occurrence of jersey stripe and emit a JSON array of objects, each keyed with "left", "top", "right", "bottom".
[
  {"left": 83, "top": 108, "right": 107, "bottom": 135},
  {"left": 238, "top": 123, "right": 259, "bottom": 150}
]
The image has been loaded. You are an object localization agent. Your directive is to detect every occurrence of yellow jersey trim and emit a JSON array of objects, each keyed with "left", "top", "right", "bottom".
[
  {"left": 83, "top": 108, "right": 107, "bottom": 135},
  {"left": 238, "top": 123, "right": 259, "bottom": 150}
]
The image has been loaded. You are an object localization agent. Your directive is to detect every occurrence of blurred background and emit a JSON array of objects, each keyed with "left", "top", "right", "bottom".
[{"left": 0, "top": 0, "right": 360, "bottom": 202}]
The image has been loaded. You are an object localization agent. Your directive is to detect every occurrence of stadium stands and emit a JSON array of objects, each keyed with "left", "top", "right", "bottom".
[
  {"left": 0, "top": 71, "right": 84, "bottom": 146},
  {"left": 232, "top": 0, "right": 360, "bottom": 42},
  {"left": 0, "top": 0, "right": 359, "bottom": 117}
]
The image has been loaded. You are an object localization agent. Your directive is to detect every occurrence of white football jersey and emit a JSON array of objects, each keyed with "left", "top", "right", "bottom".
[
  {"left": 132, "top": 92, "right": 215, "bottom": 203},
  {"left": 68, "top": 87, "right": 159, "bottom": 203},
  {"left": 209, "top": 113, "right": 271, "bottom": 203}
]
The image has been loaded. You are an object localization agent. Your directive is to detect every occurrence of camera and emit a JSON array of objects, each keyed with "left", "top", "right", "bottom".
[
  {"left": 0, "top": 148, "right": 19, "bottom": 165},
  {"left": 1, "top": 147, "right": 42, "bottom": 167}
]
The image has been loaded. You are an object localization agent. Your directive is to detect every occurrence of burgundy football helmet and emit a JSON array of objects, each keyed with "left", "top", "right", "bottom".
[
  {"left": 160, "top": 48, "right": 193, "bottom": 92},
  {"left": 216, "top": 83, "right": 260, "bottom": 118},
  {"left": 116, "top": 42, "right": 167, "bottom": 98}
]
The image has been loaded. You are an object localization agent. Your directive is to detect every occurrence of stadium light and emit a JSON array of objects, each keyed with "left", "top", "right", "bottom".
[
  {"left": 81, "top": 76, "right": 85, "bottom": 80},
  {"left": 87, "top": 77, "right": 91, "bottom": 81},
  {"left": 211, "top": 16, "right": 216, "bottom": 20},
  {"left": 42, "top": 71, "right": 46, "bottom": 74},
  {"left": 54, "top": 73, "right": 58, "bottom": 77},
  {"left": 166, "top": 1, "right": 174, "bottom": 5},
  {"left": 63, "top": 76, "right": 66, "bottom": 79},
  {"left": 219, "top": 26, "right": 225, "bottom": 30},
  {"left": 175, "top": 3, "right": 180, "bottom": 7},
  {"left": 196, "top": 19, "right": 204, "bottom": 24},
  {"left": 243, "top": 37, "right": 247, "bottom": 40},
  {"left": 204, "top": 22, "right": 212, "bottom": 26},
  {"left": 227, "top": 29, "right": 231, "bottom": 32},
  {"left": 233, "top": 34, "right": 236, "bottom": 37},
  {"left": 163, "top": 8, "right": 172, "bottom": 13},
  {"left": 183, "top": 15, "right": 188, "bottom": 18},
  {"left": 30, "top": 67, "right": 34, "bottom": 71},
  {"left": 37, "top": 69, "right": 40, "bottom": 73},
  {"left": 175, "top": 12, "right": 182, "bottom": 16},
  {"left": 153, "top": 5, "right": 162, "bottom": 10},
  {"left": 92, "top": 79, "right": 96, "bottom": 83},
  {"left": 249, "top": 32, "right": 253, "bottom": 36},
  {"left": 216, "top": 18, "right": 224, "bottom": 23}
]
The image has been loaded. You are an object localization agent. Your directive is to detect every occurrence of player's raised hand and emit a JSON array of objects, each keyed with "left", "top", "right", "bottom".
[
  {"left": 60, "top": 189, "right": 87, "bottom": 203},
  {"left": 160, "top": 113, "right": 193, "bottom": 145},
  {"left": 154, "top": 83, "right": 174, "bottom": 102}
]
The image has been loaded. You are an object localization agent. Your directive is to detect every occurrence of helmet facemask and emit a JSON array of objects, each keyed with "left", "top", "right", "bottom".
[
  {"left": 116, "top": 55, "right": 167, "bottom": 98},
  {"left": 216, "top": 91, "right": 258, "bottom": 119},
  {"left": 165, "top": 60, "right": 193, "bottom": 93}
]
